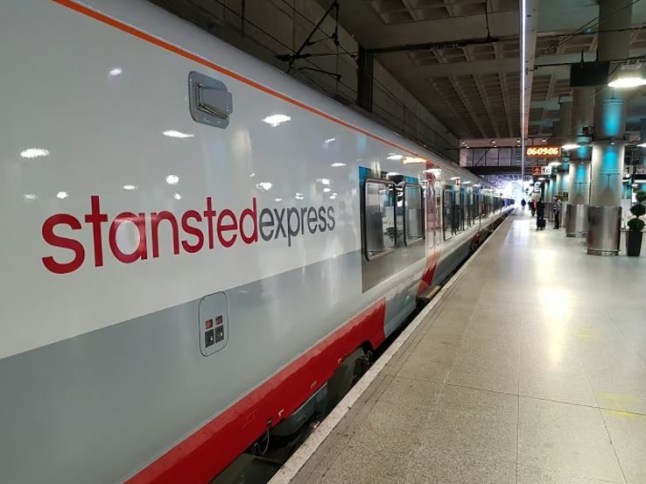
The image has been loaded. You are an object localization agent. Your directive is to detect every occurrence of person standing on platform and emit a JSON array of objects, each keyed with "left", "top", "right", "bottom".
[
  {"left": 536, "top": 200, "right": 545, "bottom": 230},
  {"left": 521, "top": 199, "right": 526, "bottom": 210},
  {"left": 530, "top": 200, "right": 536, "bottom": 217},
  {"left": 553, "top": 198, "right": 562, "bottom": 229}
]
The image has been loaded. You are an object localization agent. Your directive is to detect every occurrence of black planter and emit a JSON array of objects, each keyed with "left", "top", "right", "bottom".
[{"left": 626, "top": 231, "right": 643, "bottom": 257}]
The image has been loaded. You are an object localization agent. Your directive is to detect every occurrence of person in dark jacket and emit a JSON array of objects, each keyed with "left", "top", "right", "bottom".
[
  {"left": 521, "top": 199, "right": 527, "bottom": 210},
  {"left": 553, "top": 198, "right": 562, "bottom": 229},
  {"left": 536, "top": 200, "right": 545, "bottom": 230}
]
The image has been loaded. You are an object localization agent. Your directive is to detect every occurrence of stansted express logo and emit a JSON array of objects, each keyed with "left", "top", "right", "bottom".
[{"left": 42, "top": 196, "right": 336, "bottom": 274}]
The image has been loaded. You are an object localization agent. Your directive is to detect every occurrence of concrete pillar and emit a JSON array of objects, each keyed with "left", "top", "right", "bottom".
[
  {"left": 587, "top": 0, "right": 632, "bottom": 255},
  {"left": 559, "top": 102, "right": 573, "bottom": 141},
  {"left": 591, "top": 142, "right": 625, "bottom": 205},
  {"left": 640, "top": 119, "right": 646, "bottom": 165},
  {"left": 555, "top": 102, "right": 573, "bottom": 226},
  {"left": 570, "top": 162, "right": 591, "bottom": 204},
  {"left": 565, "top": 88, "right": 594, "bottom": 236},
  {"left": 357, "top": 45, "right": 374, "bottom": 112},
  {"left": 570, "top": 87, "right": 594, "bottom": 165},
  {"left": 556, "top": 168, "right": 570, "bottom": 195}
]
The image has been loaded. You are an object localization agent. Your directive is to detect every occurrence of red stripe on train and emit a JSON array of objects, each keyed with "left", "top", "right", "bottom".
[
  {"left": 417, "top": 250, "right": 441, "bottom": 296},
  {"left": 128, "top": 299, "right": 386, "bottom": 483}
]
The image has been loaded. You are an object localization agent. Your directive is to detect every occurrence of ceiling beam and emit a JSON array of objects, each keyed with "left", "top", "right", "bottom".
[
  {"left": 379, "top": 48, "right": 646, "bottom": 77},
  {"left": 334, "top": 7, "right": 519, "bottom": 49},
  {"left": 463, "top": 46, "right": 501, "bottom": 138},
  {"left": 369, "top": 36, "right": 503, "bottom": 55}
]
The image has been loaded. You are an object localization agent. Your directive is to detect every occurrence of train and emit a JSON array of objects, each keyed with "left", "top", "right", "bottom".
[{"left": 0, "top": 1, "right": 513, "bottom": 483}]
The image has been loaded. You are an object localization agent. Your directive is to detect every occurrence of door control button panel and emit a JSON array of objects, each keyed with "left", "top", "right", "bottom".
[{"left": 198, "top": 293, "right": 229, "bottom": 356}]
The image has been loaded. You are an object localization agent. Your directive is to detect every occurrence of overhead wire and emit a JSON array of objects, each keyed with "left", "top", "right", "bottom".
[{"left": 159, "top": 0, "right": 459, "bottom": 158}]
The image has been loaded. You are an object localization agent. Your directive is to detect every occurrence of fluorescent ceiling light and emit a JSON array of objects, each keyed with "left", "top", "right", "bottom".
[
  {"left": 56, "top": 191, "right": 68, "bottom": 199},
  {"left": 549, "top": 161, "right": 561, "bottom": 166},
  {"left": 463, "top": 180, "right": 472, "bottom": 184},
  {"left": 20, "top": 148, "right": 49, "bottom": 159},
  {"left": 331, "top": 162, "right": 346, "bottom": 167},
  {"left": 163, "top": 130, "right": 194, "bottom": 139},
  {"left": 173, "top": 193, "right": 182, "bottom": 200},
  {"left": 387, "top": 154, "right": 404, "bottom": 160},
  {"left": 403, "top": 156, "right": 425, "bottom": 164},
  {"left": 608, "top": 64, "right": 646, "bottom": 88},
  {"left": 638, "top": 143, "right": 646, "bottom": 148},
  {"left": 323, "top": 187, "right": 331, "bottom": 193},
  {"left": 562, "top": 143, "right": 580, "bottom": 150},
  {"left": 122, "top": 184, "right": 137, "bottom": 190},
  {"left": 320, "top": 178, "right": 331, "bottom": 185},
  {"left": 274, "top": 198, "right": 283, "bottom": 202},
  {"left": 109, "top": 67, "right": 123, "bottom": 77},
  {"left": 256, "top": 182, "right": 273, "bottom": 192},
  {"left": 450, "top": 176, "right": 460, "bottom": 180},
  {"left": 262, "top": 114, "right": 291, "bottom": 127},
  {"left": 386, "top": 172, "right": 399, "bottom": 177},
  {"left": 324, "top": 138, "right": 336, "bottom": 144},
  {"left": 424, "top": 168, "right": 442, "bottom": 176},
  {"left": 166, "top": 175, "right": 179, "bottom": 185}
]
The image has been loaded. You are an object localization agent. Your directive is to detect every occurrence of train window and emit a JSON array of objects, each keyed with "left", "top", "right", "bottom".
[
  {"left": 404, "top": 184, "right": 424, "bottom": 244},
  {"left": 364, "top": 179, "right": 396, "bottom": 259},
  {"left": 443, "top": 190, "right": 453, "bottom": 240}
]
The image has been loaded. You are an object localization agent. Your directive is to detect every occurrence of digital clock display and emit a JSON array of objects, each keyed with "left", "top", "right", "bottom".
[{"left": 526, "top": 146, "right": 561, "bottom": 158}]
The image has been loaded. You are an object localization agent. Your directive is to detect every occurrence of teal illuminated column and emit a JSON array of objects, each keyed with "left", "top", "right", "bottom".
[
  {"left": 556, "top": 102, "right": 572, "bottom": 224},
  {"left": 587, "top": 0, "right": 632, "bottom": 255},
  {"left": 556, "top": 164, "right": 570, "bottom": 195},
  {"left": 590, "top": 140, "right": 624, "bottom": 205},
  {"left": 569, "top": 87, "right": 593, "bottom": 205},
  {"left": 570, "top": 161, "right": 591, "bottom": 204},
  {"left": 565, "top": 88, "right": 594, "bottom": 237}
]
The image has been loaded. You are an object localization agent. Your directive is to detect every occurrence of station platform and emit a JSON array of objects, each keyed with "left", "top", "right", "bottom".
[{"left": 276, "top": 210, "right": 646, "bottom": 484}]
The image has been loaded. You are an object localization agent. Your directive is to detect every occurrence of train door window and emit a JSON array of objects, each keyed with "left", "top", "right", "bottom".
[
  {"left": 404, "top": 183, "right": 424, "bottom": 244},
  {"left": 454, "top": 192, "right": 461, "bottom": 233},
  {"left": 468, "top": 193, "right": 474, "bottom": 226},
  {"left": 443, "top": 190, "right": 453, "bottom": 240},
  {"left": 364, "top": 179, "right": 396, "bottom": 259},
  {"left": 395, "top": 185, "right": 405, "bottom": 242},
  {"left": 460, "top": 191, "right": 466, "bottom": 231}
]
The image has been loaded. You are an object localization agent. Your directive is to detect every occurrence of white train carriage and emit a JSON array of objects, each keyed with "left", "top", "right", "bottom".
[{"left": 0, "top": 1, "right": 513, "bottom": 482}]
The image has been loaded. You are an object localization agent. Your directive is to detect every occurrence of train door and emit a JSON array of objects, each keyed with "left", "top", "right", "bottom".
[
  {"left": 442, "top": 189, "right": 453, "bottom": 240},
  {"left": 423, "top": 179, "right": 440, "bottom": 250}
]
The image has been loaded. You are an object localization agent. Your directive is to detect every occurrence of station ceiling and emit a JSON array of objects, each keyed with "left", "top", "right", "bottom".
[
  {"left": 153, "top": 0, "right": 646, "bottom": 143},
  {"left": 334, "top": 0, "right": 646, "bottom": 141}
]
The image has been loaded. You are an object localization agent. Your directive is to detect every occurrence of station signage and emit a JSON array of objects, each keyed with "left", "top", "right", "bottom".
[
  {"left": 525, "top": 146, "right": 561, "bottom": 159},
  {"left": 531, "top": 166, "right": 552, "bottom": 176}
]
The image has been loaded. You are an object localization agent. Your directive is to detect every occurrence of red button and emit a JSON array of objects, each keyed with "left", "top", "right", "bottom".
[{"left": 205, "top": 319, "right": 214, "bottom": 330}]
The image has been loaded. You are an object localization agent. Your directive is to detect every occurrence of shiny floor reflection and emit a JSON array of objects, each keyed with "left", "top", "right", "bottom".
[{"left": 292, "top": 211, "right": 646, "bottom": 484}]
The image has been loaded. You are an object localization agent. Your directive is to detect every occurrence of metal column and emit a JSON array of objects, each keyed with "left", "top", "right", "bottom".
[
  {"left": 554, "top": 102, "right": 572, "bottom": 226},
  {"left": 566, "top": 87, "right": 594, "bottom": 236},
  {"left": 588, "top": 0, "right": 632, "bottom": 255},
  {"left": 357, "top": 46, "right": 374, "bottom": 112}
]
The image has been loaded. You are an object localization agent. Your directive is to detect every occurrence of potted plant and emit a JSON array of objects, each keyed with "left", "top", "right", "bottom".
[{"left": 626, "top": 190, "right": 646, "bottom": 257}]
